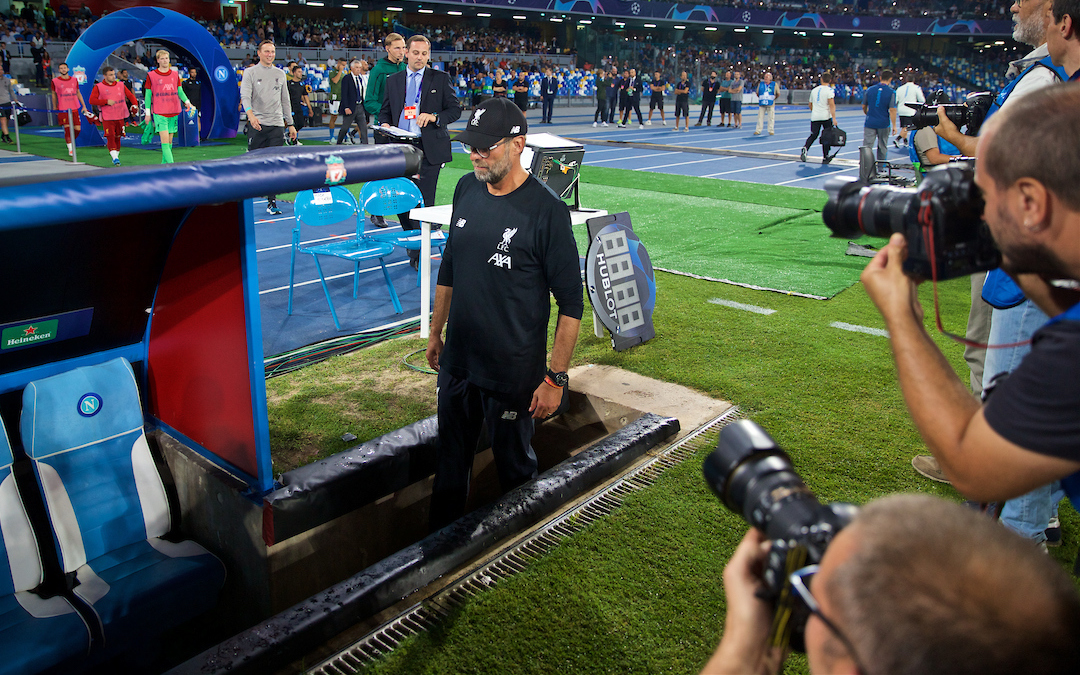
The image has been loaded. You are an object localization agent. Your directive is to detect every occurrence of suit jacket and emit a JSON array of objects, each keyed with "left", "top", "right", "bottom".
[
  {"left": 340, "top": 71, "right": 364, "bottom": 115},
  {"left": 541, "top": 76, "right": 558, "bottom": 99},
  {"left": 380, "top": 67, "right": 461, "bottom": 165}
]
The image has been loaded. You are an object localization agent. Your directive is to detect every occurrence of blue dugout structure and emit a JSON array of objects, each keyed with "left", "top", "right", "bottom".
[
  {"left": 68, "top": 7, "right": 240, "bottom": 147},
  {"left": 0, "top": 145, "right": 420, "bottom": 496}
]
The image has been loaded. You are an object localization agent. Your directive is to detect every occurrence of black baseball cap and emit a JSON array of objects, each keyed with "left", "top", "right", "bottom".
[{"left": 453, "top": 97, "right": 527, "bottom": 148}]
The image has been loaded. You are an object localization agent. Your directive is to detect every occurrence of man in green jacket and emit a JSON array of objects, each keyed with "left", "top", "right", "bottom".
[{"left": 363, "top": 33, "right": 406, "bottom": 119}]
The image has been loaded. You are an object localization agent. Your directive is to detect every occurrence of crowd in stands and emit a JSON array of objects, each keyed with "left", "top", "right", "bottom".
[{"left": 705, "top": 0, "right": 1011, "bottom": 20}]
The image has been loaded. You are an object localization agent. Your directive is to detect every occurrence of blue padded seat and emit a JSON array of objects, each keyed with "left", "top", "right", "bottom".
[
  {"left": 21, "top": 357, "right": 225, "bottom": 656},
  {"left": 0, "top": 415, "right": 91, "bottom": 675}
]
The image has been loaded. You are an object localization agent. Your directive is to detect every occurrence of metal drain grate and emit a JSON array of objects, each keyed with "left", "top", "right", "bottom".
[{"left": 307, "top": 407, "right": 743, "bottom": 675}]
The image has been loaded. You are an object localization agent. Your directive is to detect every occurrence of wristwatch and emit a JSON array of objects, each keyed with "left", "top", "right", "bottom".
[{"left": 546, "top": 368, "right": 569, "bottom": 388}]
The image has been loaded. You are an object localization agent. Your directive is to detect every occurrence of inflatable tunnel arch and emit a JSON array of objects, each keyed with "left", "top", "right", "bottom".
[{"left": 68, "top": 7, "right": 240, "bottom": 146}]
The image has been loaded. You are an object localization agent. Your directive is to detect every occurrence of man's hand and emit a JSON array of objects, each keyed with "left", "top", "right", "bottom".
[
  {"left": 417, "top": 112, "right": 437, "bottom": 128},
  {"left": 860, "top": 233, "right": 924, "bottom": 328},
  {"left": 344, "top": 107, "right": 352, "bottom": 116},
  {"left": 700, "top": 529, "right": 784, "bottom": 675},
  {"left": 934, "top": 104, "right": 960, "bottom": 143},
  {"left": 426, "top": 333, "right": 443, "bottom": 371},
  {"left": 529, "top": 380, "right": 562, "bottom": 419},
  {"left": 288, "top": 124, "right": 297, "bottom": 141},
  {"left": 247, "top": 110, "right": 261, "bottom": 131}
]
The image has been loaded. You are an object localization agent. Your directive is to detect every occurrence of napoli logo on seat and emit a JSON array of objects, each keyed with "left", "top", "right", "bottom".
[{"left": 78, "top": 393, "right": 103, "bottom": 417}]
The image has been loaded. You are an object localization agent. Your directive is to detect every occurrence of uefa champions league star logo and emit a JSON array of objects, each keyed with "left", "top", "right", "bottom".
[
  {"left": 892, "top": 19, "right": 901, "bottom": 29},
  {"left": 631, "top": 2, "right": 640, "bottom": 14},
  {"left": 743, "top": 11, "right": 752, "bottom": 22}
]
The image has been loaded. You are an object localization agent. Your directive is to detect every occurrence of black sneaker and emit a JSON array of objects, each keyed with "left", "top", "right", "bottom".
[
  {"left": 371, "top": 215, "right": 388, "bottom": 229},
  {"left": 800, "top": 147, "right": 807, "bottom": 162},
  {"left": 1045, "top": 517, "right": 1062, "bottom": 547},
  {"left": 822, "top": 155, "right": 833, "bottom": 165}
]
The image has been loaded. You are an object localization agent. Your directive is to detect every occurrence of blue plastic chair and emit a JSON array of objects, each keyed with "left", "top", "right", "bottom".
[
  {"left": 288, "top": 186, "right": 403, "bottom": 330},
  {"left": 360, "top": 177, "right": 447, "bottom": 286}
]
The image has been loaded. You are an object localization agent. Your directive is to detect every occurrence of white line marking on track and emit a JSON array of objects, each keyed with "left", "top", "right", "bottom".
[
  {"left": 776, "top": 169, "right": 854, "bottom": 185},
  {"left": 260, "top": 257, "right": 431, "bottom": 294},
  {"left": 830, "top": 321, "right": 889, "bottom": 337},
  {"left": 708, "top": 298, "right": 777, "bottom": 315},
  {"left": 585, "top": 151, "right": 681, "bottom": 164},
  {"left": 703, "top": 161, "right": 796, "bottom": 177},
  {"left": 636, "top": 156, "right": 734, "bottom": 171}
]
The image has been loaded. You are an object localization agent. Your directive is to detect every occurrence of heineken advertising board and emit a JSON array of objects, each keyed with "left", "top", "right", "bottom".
[
  {"left": 585, "top": 212, "right": 656, "bottom": 352},
  {"left": 0, "top": 309, "right": 93, "bottom": 352}
]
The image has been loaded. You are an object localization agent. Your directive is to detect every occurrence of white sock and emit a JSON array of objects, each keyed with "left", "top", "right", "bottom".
[
  {"left": 66, "top": 142, "right": 72, "bottom": 151},
  {"left": 110, "top": 150, "right": 119, "bottom": 160}
]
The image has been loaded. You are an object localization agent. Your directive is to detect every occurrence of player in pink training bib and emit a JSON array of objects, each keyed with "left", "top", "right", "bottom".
[
  {"left": 51, "top": 62, "right": 88, "bottom": 157},
  {"left": 143, "top": 49, "right": 194, "bottom": 164}
]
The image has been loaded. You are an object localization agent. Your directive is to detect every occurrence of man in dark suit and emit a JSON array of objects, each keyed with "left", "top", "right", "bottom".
[
  {"left": 379, "top": 35, "right": 462, "bottom": 267},
  {"left": 540, "top": 67, "right": 558, "bottom": 123},
  {"left": 336, "top": 59, "right": 368, "bottom": 145}
]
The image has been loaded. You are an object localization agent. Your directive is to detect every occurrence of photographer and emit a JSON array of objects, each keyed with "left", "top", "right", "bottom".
[
  {"left": 702, "top": 494, "right": 1080, "bottom": 675},
  {"left": 861, "top": 85, "right": 1080, "bottom": 503}
]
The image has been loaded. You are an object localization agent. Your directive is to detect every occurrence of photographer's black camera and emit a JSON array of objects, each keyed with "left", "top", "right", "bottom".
[
  {"left": 909, "top": 91, "right": 993, "bottom": 136},
  {"left": 823, "top": 162, "right": 1000, "bottom": 280},
  {"left": 703, "top": 420, "right": 857, "bottom": 652}
]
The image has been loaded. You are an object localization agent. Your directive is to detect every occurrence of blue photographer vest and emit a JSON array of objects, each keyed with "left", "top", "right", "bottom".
[
  {"left": 1046, "top": 302, "right": 1080, "bottom": 511},
  {"left": 909, "top": 129, "right": 961, "bottom": 173},
  {"left": 981, "top": 55, "right": 1068, "bottom": 309}
]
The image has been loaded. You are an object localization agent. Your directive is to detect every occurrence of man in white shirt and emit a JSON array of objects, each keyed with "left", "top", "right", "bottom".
[
  {"left": 893, "top": 74, "right": 925, "bottom": 147},
  {"left": 801, "top": 72, "right": 837, "bottom": 164}
]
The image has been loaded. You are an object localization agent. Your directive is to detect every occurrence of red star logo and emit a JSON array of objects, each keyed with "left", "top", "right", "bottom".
[{"left": 23, "top": 325, "right": 36, "bottom": 336}]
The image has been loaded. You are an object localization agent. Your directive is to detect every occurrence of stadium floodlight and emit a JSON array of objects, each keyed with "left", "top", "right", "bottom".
[
  {"left": 762, "top": 29, "right": 774, "bottom": 33},
  {"left": 418, "top": 8, "right": 434, "bottom": 13},
  {"left": 307, "top": 1, "right": 322, "bottom": 5},
  {"left": 644, "top": 23, "right": 656, "bottom": 28},
  {"left": 852, "top": 33, "right": 863, "bottom": 37},
  {"left": 551, "top": 17, "right": 563, "bottom": 21},
  {"left": 674, "top": 25, "right": 686, "bottom": 29},
  {"left": 448, "top": 10, "right": 462, "bottom": 15},
  {"left": 822, "top": 32, "right": 834, "bottom": 36},
  {"left": 734, "top": 27, "right": 747, "bottom": 32},
  {"left": 269, "top": 0, "right": 287, "bottom": 4},
  {"left": 705, "top": 26, "right": 717, "bottom": 31},
  {"left": 477, "top": 12, "right": 491, "bottom": 16},
  {"left": 386, "top": 5, "right": 403, "bottom": 10},
  {"left": 580, "top": 19, "right": 592, "bottom": 24},
  {"left": 513, "top": 15, "right": 527, "bottom": 19}
]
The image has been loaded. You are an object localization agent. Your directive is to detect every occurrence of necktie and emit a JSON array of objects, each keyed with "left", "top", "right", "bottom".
[
  {"left": 405, "top": 71, "right": 420, "bottom": 133},
  {"left": 354, "top": 75, "right": 361, "bottom": 100}
]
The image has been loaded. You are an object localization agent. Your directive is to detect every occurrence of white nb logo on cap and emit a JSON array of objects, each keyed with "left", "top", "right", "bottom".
[{"left": 510, "top": 125, "right": 520, "bottom": 134}]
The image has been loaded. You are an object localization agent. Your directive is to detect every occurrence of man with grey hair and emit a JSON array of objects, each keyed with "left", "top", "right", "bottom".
[
  {"left": 703, "top": 494, "right": 1080, "bottom": 675},
  {"left": 335, "top": 59, "right": 368, "bottom": 145},
  {"left": 426, "top": 97, "right": 582, "bottom": 532}
]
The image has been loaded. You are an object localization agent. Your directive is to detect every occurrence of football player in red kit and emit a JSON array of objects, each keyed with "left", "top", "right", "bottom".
[{"left": 89, "top": 65, "right": 138, "bottom": 166}]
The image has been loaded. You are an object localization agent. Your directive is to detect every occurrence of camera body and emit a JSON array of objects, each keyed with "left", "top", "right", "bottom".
[
  {"left": 909, "top": 91, "right": 993, "bottom": 136},
  {"left": 703, "top": 420, "right": 857, "bottom": 651},
  {"left": 823, "top": 162, "right": 1000, "bottom": 280}
]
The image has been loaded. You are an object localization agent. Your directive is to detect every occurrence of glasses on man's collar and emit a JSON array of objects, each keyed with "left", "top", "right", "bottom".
[
  {"left": 789, "top": 565, "right": 868, "bottom": 675},
  {"left": 459, "top": 137, "right": 511, "bottom": 158}
]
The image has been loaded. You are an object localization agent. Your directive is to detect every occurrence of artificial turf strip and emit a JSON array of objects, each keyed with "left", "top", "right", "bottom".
[
  {"left": 11, "top": 131, "right": 250, "bottom": 167},
  {"left": 446, "top": 154, "right": 858, "bottom": 298}
]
